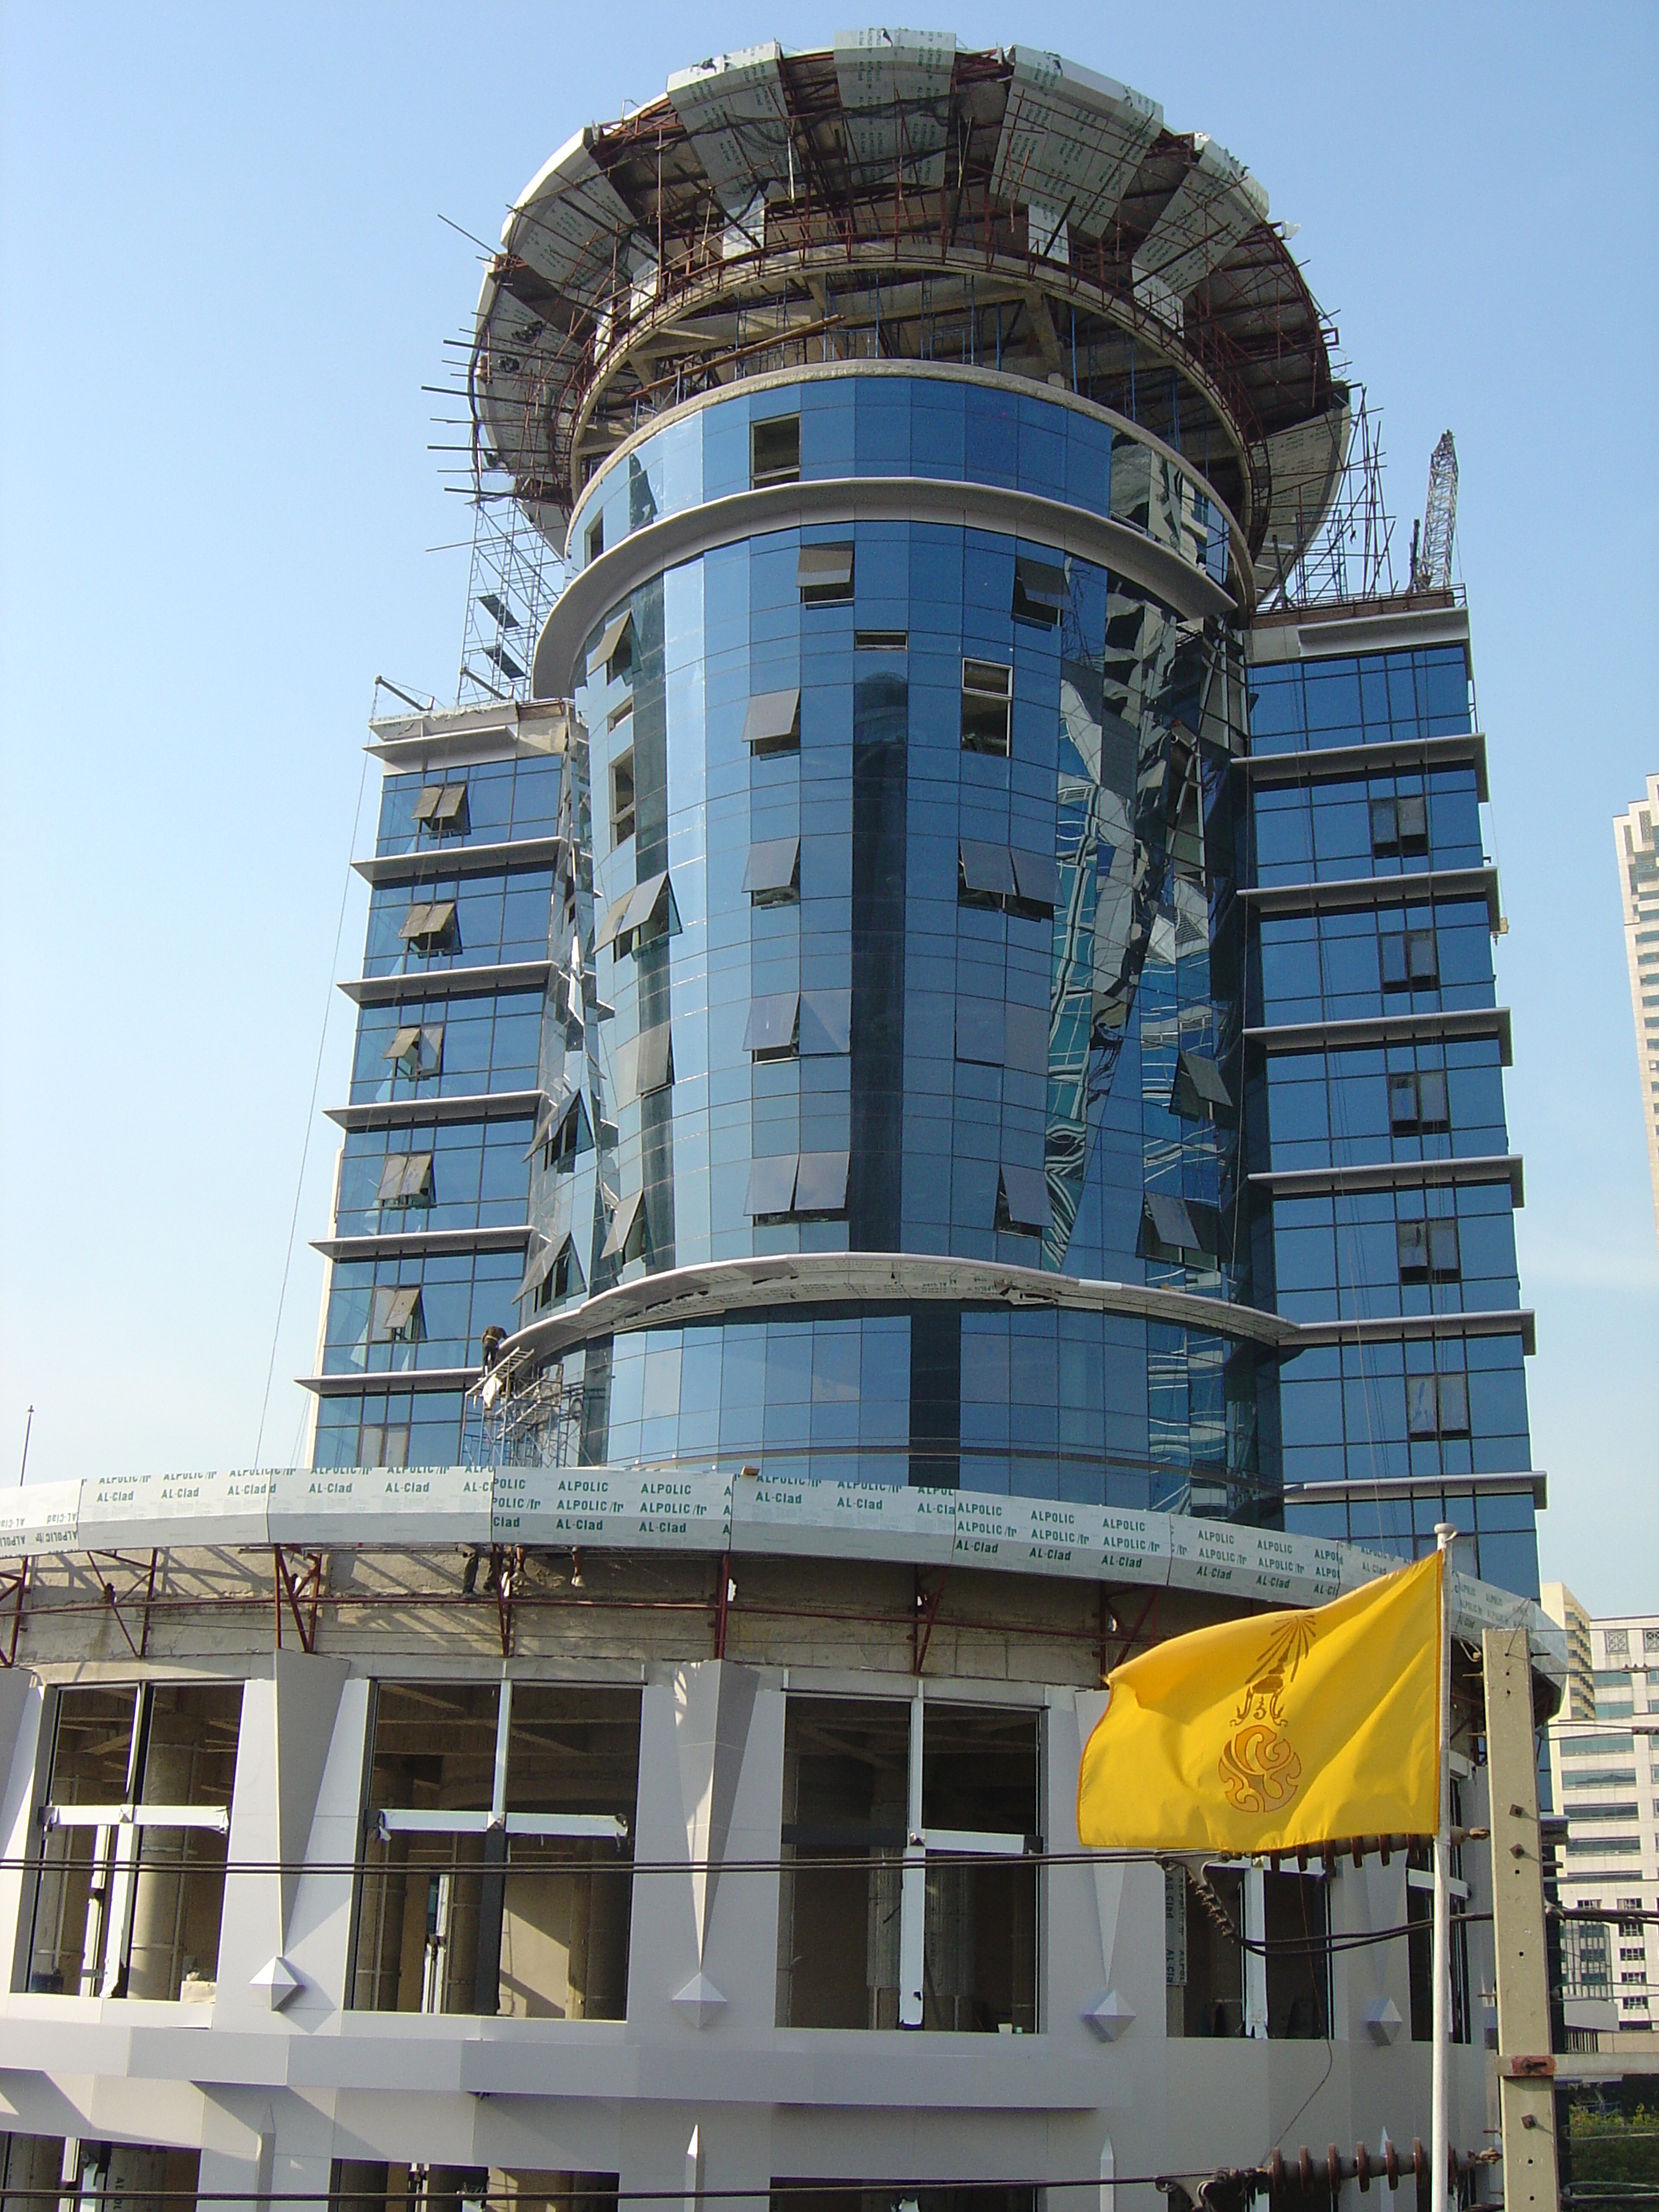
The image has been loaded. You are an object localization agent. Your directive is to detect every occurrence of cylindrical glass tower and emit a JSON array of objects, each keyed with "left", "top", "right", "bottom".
[{"left": 452, "top": 37, "right": 1352, "bottom": 1522}]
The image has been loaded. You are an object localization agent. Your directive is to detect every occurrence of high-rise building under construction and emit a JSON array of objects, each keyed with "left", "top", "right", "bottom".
[
  {"left": 0, "top": 35, "right": 1560, "bottom": 2210},
  {"left": 311, "top": 38, "right": 1540, "bottom": 1603}
]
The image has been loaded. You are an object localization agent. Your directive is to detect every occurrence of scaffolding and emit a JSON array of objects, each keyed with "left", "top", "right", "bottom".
[
  {"left": 468, "top": 1348, "right": 585, "bottom": 1469},
  {"left": 1259, "top": 385, "right": 1400, "bottom": 609},
  {"left": 454, "top": 451, "right": 562, "bottom": 710}
]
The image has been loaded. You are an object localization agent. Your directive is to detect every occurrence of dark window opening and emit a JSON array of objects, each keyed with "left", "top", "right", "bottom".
[
  {"left": 854, "top": 629, "right": 908, "bottom": 651},
  {"left": 751, "top": 414, "right": 800, "bottom": 488},
  {"left": 1167, "top": 1866, "right": 1330, "bottom": 2039},
  {"left": 585, "top": 513, "right": 604, "bottom": 564},
  {"left": 960, "top": 660, "right": 1011, "bottom": 754}
]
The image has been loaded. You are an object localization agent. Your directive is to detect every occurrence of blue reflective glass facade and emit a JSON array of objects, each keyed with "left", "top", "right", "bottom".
[
  {"left": 1245, "top": 632, "right": 1538, "bottom": 1595},
  {"left": 311, "top": 374, "right": 1538, "bottom": 1590}
]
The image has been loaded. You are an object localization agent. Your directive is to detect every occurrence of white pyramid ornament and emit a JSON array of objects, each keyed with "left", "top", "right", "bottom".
[
  {"left": 671, "top": 1972, "right": 727, "bottom": 2027},
  {"left": 1081, "top": 1988, "right": 1135, "bottom": 2041},
  {"left": 251, "top": 1956, "right": 302, "bottom": 2011},
  {"left": 1364, "top": 1995, "right": 1403, "bottom": 2046}
]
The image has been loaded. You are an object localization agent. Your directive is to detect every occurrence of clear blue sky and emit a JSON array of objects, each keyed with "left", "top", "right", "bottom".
[{"left": 3, "top": 3, "right": 1655, "bottom": 1611}]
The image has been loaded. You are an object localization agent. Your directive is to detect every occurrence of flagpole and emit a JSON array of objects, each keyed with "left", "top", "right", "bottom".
[{"left": 1431, "top": 1522, "right": 1456, "bottom": 2212}]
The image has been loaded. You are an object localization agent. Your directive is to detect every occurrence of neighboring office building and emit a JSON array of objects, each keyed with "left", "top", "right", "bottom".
[
  {"left": 0, "top": 33, "right": 1561, "bottom": 2210},
  {"left": 1615, "top": 773, "right": 1659, "bottom": 1244},
  {"left": 1541, "top": 1586, "right": 1659, "bottom": 2038}
]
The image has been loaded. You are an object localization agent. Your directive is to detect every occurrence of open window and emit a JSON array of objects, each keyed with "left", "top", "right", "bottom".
[
  {"left": 519, "top": 1234, "right": 584, "bottom": 1313},
  {"left": 1380, "top": 928, "right": 1439, "bottom": 991},
  {"left": 958, "top": 840, "right": 1016, "bottom": 909},
  {"left": 798, "top": 545, "right": 853, "bottom": 605},
  {"left": 1012, "top": 554, "right": 1065, "bottom": 628},
  {"left": 585, "top": 511, "right": 605, "bottom": 564},
  {"left": 587, "top": 608, "right": 632, "bottom": 684},
  {"left": 599, "top": 1188, "right": 647, "bottom": 1264},
  {"left": 961, "top": 660, "right": 1011, "bottom": 755},
  {"left": 414, "top": 785, "right": 469, "bottom": 839},
  {"left": 776, "top": 1697, "right": 1037, "bottom": 2033},
  {"left": 1142, "top": 1191, "right": 1220, "bottom": 1263},
  {"left": 1406, "top": 1371, "right": 1470, "bottom": 1440},
  {"left": 742, "top": 688, "right": 801, "bottom": 754},
  {"left": 399, "top": 901, "right": 458, "bottom": 954},
  {"left": 527, "top": 1092, "right": 591, "bottom": 1175},
  {"left": 743, "top": 835, "right": 800, "bottom": 905},
  {"left": 1388, "top": 1069, "right": 1451, "bottom": 1134},
  {"left": 995, "top": 1164, "right": 1051, "bottom": 1239},
  {"left": 751, "top": 413, "right": 800, "bottom": 487},
  {"left": 1371, "top": 794, "right": 1429, "bottom": 857},
  {"left": 742, "top": 1151, "right": 849, "bottom": 1220},
  {"left": 745, "top": 991, "right": 800, "bottom": 1061},
  {"left": 593, "top": 871, "right": 675, "bottom": 961},
  {"left": 28, "top": 1684, "right": 241, "bottom": 2000},
  {"left": 613, "top": 1023, "right": 673, "bottom": 1109},
  {"left": 1172, "top": 1050, "right": 1231, "bottom": 1121},
  {"left": 383, "top": 1024, "right": 443, "bottom": 1082},
  {"left": 609, "top": 749, "right": 636, "bottom": 848},
  {"left": 1397, "top": 1217, "right": 1461, "bottom": 1284},
  {"left": 370, "top": 1284, "right": 424, "bottom": 1345},
  {"left": 375, "top": 1152, "right": 434, "bottom": 1210}
]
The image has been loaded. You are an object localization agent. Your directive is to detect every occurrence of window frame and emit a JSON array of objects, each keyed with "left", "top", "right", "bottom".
[
  {"left": 750, "top": 413, "right": 801, "bottom": 488},
  {"left": 352, "top": 1680, "right": 637, "bottom": 2021},
  {"left": 31, "top": 1684, "right": 238, "bottom": 2001},
  {"left": 960, "top": 659, "right": 1012, "bottom": 755},
  {"left": 777, "top": 1692, "right": 1041, "bottom": 2032}
]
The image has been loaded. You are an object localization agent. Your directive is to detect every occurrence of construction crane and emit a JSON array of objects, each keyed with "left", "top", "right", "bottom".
[{"left": 1410, "top": 429, "right": 1458, "bottom": 591}]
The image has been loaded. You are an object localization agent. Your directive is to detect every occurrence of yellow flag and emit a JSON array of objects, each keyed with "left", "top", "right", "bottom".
[{"left": 1077, "top": 1551, "right": 1442, "bottom": 1853}]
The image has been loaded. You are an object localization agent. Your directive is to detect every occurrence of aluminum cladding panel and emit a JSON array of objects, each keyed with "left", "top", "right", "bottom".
[
  {"left": 667, "top": 44, "right": 795, "bottom": 217},
  {"left": 992, "top": 47, "right": 1162, "bottom": 240},
  {"left": 834, "top": 27, "right": 957, "bottom": 190}
]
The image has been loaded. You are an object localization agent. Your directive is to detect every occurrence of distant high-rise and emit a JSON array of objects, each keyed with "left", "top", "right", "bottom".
[
  {"left": 1615, "top": 773, "right": 1659, "bottom": 1243},
  {"left": 1540, "top": 1584, "right": 1659, "bottom": 2038}
]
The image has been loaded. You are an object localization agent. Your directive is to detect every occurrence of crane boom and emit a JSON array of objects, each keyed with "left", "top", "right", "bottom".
[{"left": 1413, "top": 429, "right": 1458, "bottom": 591}]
